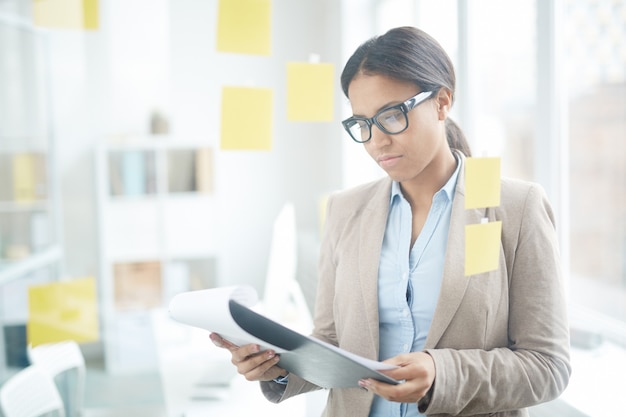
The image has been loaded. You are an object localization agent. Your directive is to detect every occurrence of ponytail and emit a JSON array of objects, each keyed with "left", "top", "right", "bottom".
[{"left": 445, "top": 117, "right": 471, "bottom": 157}]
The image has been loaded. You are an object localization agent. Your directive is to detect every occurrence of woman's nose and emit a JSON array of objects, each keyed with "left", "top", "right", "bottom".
[{"left": 368, "top": 124, "right": 392, "bottom": 147}]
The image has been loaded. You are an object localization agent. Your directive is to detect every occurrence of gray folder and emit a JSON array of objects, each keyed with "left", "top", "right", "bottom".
[{"left": 229, "top": 300, "right": 399, "bottom": 388}]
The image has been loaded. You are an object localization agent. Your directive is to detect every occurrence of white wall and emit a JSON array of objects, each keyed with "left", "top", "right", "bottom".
[
  {"left": 169, "top": 0, "right": 344, "bottom": 292},
  {"left": 49, "top": 0, "right": 344, "bottom": 298}
]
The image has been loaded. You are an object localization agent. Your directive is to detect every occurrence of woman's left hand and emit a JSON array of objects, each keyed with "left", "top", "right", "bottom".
[{"left": 358, "top": 351, "right": 435, "bottom": 403}]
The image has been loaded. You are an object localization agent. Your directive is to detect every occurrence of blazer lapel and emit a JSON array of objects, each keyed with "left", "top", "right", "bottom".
[
  {"left": 357, "top": 179, "right": 391, "bottom": 359},
  {"left": 425, "top": 155, "right": 486, "bottom": 348}
]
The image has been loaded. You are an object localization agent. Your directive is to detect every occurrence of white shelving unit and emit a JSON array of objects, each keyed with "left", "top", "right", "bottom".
[
  {"left": 95, "top": 139, "right": 218, "bottom": 373},
  {"left": 0, "top": 15, "right": 63, "bottom": 383}
]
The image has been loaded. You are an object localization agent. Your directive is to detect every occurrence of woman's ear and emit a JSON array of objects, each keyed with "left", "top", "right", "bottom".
[{"left": 435, "top": 88, "right": 453, "bottom": 120}]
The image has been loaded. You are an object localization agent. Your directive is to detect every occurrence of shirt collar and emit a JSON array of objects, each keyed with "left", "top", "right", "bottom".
[{"left": 389, "top": 152, "right": 461, "bottom": 205}]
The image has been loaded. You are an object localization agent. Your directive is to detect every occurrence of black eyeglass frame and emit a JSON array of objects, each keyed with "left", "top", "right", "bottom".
[{"left": 341, "top": 90, "right": 434, "bottom": 143}]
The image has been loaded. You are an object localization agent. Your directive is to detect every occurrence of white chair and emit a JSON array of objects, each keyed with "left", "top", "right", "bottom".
[
  {"left": 27, "top": 341, "right": 85, "bottom": 417},
  {"left": 0, "top": 365, "right": 65, "bottom": 417}
]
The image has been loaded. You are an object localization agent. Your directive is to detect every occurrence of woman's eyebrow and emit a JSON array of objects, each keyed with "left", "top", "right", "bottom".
[{"left": 351, "top": 100, "right": 404, "bottom": 118}]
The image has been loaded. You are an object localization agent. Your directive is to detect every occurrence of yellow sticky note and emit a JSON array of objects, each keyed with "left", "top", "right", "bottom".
[
  {"left": 216, "top": 0, "right": 271, "bottom": 55},
  {"left": 33, "top": 0, "right": 99, "bottom": 30},
  {"left": 28, "top": 277, "right": 100, "bottom": 346},
  {"left": 287, "top": 62, "right": 334, "bottom": 121},
  {"left": 12, "top": 153, "right": 36, "bottom": 202},
  {"left": 220, "top": 86, "right": 273, "bottom": 150},
  {"left": 465, "top": 157, "right": 501, "bottom": 209},
  {"left": 83, "top": 0, "right": 99, "bottom": 29},
  {"left": 465, "top": 221, "right": 502, "bottom": 276}
]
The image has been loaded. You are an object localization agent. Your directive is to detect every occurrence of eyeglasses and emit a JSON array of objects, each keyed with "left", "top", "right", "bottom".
[{"left": 341, "top": 90, "right": 434, "bottom": 143}]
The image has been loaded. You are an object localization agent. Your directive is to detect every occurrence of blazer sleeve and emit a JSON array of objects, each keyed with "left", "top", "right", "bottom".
[{"left": 422, "top": 183, "right": 571, "bottom": 415}]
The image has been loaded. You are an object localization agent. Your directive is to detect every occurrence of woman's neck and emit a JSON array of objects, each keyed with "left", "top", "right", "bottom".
[{"left": 400, "top": 149, "right": 457, "bottom": 208}]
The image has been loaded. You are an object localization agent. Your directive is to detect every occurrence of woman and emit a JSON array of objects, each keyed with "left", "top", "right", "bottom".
[{"left": 211, "top": 26, "right": 571, "bottom": 417}]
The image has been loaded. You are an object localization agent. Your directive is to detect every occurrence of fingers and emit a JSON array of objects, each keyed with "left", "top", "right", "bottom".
[
  {"left": 380, "top": 352, "right": 435, "bottom": 382},
  {"left": 238, "top": 351, "right": 282, "bottom": 381},
  {"left": 208, "top": 333, "right": 283, "bottom": 381},
  {"left": 359, "top": 378, "right": 399, "bottom": 401},
  {"left": 231, "top": 345, "right": 274, "bottom": 369},
  {"left": 209, "top": 333, "right": 239, "bottom": 350},
  {"left": 359, "top": 378, "right": 429, "bottom": 403},
  {"left": 359, "top": 352, "right": 436, "bottom": 403}
]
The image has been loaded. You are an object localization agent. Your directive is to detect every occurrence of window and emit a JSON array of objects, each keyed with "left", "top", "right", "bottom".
[
  {"left": 345, "top": 0, "right": 626, "bottom": 415},
  {"left": 565, "top": 0, "right": 626, "bottom": 335}
]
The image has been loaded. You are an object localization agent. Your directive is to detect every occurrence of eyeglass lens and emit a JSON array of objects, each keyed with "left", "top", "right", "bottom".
[{"left": 347, "top": 107, "right": 408, "bottom": 142}]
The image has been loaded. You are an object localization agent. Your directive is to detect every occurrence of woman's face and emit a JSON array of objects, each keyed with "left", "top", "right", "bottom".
[{"left": 347, "top": 74, "right": 451, "bottom": 184}]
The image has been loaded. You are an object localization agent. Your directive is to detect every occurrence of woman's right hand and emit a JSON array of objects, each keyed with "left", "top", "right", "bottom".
[{"left": 209, "top": 332, "right": 287, "bottom": 381}]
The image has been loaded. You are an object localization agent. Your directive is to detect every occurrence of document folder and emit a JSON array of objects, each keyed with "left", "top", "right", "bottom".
[{"left": 168, "top": 286, "right": 399, "bottom": 388}]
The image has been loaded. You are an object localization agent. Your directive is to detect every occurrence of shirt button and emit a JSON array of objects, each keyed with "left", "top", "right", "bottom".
[
  {"left": 402, "top": 309, "right": 410, "bottom": 317},
  {"left": 403, "top": 344, "right": 409, "bottom": 351}
]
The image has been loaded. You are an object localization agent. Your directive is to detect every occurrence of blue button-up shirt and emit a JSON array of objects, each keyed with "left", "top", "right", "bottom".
[{"left": 369, "top": 159, "right": 460, "bottom": 417}]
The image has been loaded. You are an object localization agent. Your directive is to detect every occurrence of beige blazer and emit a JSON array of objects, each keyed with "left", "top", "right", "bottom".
[{"left": 262, "top": 153, "right": 571, "bottom": 417}]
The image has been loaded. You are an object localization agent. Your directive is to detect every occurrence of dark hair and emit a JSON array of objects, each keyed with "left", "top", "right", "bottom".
[
  {"left": 340, "top": 26, "right": 471, "bottom": 157},
  {"left": 445, "top": 118, "right": 472, "bottom": 157}
]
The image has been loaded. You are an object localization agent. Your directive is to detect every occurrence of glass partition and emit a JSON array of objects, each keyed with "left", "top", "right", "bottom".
[{"left": 0, "top": 17, "right": 57, "bottom": 276}]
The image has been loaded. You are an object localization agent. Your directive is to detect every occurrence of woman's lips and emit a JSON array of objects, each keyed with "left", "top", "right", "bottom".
[{"left": 378, "top": 154, "right": 401, "bottom": 169}]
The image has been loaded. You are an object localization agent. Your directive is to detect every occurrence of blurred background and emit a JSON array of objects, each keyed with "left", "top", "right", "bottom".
[{"left": 0, "top": 0, "right": 624, "bottom": 416}]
